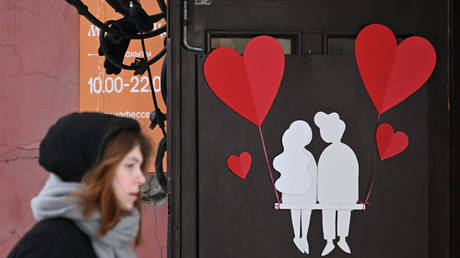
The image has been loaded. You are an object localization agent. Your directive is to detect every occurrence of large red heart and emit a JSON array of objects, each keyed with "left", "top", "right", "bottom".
[
  {"left": 203, "top": 36, "right": 285, "bottom": 126},
  {"left": 355, "top": 24, "right": 436, "bottom": 114},
  {"left": 376, "top": 123, "right": 409, "bottom": 160},
  {"left": 227, "top": 152, "right": 252, "bottom": 180}
]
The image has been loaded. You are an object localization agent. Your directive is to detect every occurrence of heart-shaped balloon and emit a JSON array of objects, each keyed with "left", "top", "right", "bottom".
[
  {"left": 203, "top": 36, "right": 285, "bottom": 126},
  {"left": 227, "top": 152, "right": 252, "bottom": 180},
  {"left": 355, "top": 24, "right": 436, "bottom": 114},
  {"left": 376, "top": 123, "right": 409, "bottom": 160}
]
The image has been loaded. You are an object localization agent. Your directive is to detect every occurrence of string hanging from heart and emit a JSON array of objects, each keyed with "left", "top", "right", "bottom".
[
  {"left": 355, "top": 24, "right": 436, "bottom": 205},
  {"left": 361, "top": 114, "right": 380, "bottom": 205},
  {"left": 258, "top": 126, "right": 281, "bottom": 209},
  {"left": 203, "top": 35, "right": 285, "bottom": 210}
]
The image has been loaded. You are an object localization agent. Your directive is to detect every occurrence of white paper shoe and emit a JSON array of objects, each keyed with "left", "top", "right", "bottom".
[
  {"left": 321, "top": 241, "right": 335, "bottom": 256},
  {"left": 293, "top": 237, "right": 305, "bottom": 254},
  {"left": 301, "top": 237, "right": 309, "bottom": 254},
  {"left": 338, "top": 237, "right": 351, "bottom": 253}
]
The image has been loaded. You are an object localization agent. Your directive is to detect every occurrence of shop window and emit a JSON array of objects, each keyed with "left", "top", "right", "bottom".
[
  {"left": 327, "top": 36, "right": 407, "bottom": 55},
  {"left": 208, "top": 32, "right": 299, "bottom": 55}
]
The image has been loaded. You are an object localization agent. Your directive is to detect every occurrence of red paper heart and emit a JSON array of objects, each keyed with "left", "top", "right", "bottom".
[
  {"left": 376, "top": 123, "right": 409, "bottom": 160},
  {"left": 227, "top": 152, "right": 252, "bottom": 180},
  {"left": 355, "top": 24, "right": 436, "bottom": 114},
  {"left": 203, "top": 36, "right": 285, "bottom": 126}
]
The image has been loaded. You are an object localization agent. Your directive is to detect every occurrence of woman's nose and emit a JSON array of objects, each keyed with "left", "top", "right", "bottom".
[{"left": 137, "top": 171, "right": 146, "bottom": 185}]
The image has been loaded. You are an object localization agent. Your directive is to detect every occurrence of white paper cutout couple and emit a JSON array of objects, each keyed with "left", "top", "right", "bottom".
[{"left": 273, "top": 111, "right": 359, "bottom": 256}]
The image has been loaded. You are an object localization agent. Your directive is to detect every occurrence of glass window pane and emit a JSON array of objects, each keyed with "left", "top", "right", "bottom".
[
  {"left": 328, "top": 38, "right": 355, "bottom": 55},
  {"left": 211, "top": 37, "right": 293, "bottom": 55},
  {"left": 328, "top": 37, "right": 406, "bottom": 55}
]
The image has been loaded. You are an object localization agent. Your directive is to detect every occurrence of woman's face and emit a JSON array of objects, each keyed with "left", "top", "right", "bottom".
[{"left": 112, "top": 145, "right": 146, "bottom": 211}]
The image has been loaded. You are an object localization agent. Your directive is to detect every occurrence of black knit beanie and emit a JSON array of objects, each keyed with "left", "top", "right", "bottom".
[{"left": 39, "top": 112, "right": 141, "bottom": 182}]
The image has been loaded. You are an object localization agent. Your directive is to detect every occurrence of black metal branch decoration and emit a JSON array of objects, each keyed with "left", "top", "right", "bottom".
[{"left": 66, "top": 0, "right": 169, "bottom": 192}]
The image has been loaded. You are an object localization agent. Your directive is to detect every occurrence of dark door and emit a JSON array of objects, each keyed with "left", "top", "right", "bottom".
[
  {"left": 197, "top": 55, "right": 429, "bottom": 258},
  {"left": 167, "top": 1, "right": 452, "bottom": 257}
]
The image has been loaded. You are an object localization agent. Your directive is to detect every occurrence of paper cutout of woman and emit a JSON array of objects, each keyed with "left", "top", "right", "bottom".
[
  {"left": 273, "top": 120, "right": 317, "bottom": 254},
  {"left": 314, "top": 111, "right": 359, "bottom": 256}
]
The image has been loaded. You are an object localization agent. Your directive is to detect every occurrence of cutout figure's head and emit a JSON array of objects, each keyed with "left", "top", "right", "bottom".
[
  {"left": 282, "top": 120, "right": 313, "bottom": 150},
  {"left": 314, "top": 112, "right": 345, "bottom": 143}
]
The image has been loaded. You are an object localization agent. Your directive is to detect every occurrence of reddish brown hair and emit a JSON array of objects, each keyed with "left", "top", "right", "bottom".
[{"left": 73, "top": 130, "right": 152, "bottom": 247}]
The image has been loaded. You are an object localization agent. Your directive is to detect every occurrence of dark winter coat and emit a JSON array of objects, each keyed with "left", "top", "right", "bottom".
[{"left": 8, "top": 218, "right": 98, "bottom": 258}]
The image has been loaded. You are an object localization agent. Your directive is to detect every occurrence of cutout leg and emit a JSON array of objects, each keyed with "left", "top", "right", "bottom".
[
  {"left": 337, "top": 210, "right": 351, "bottom": 237},
  {"left": 337, "top": 210, "right": 351, "bottom": 253},
  {"left": 321, "top": 210, "right": 336, "bottom": 256},
  {"left": 290, "top": 209, "right": 304, "bottom": 253},
  {"left": 322, "top": 210, "right": 336, "bottom": 240},
  {"left": 290, "top": 209, "right": 301, "bottom": 238},
  {"left": 301, "top": 209, "right": 312, "bottom": 254}
]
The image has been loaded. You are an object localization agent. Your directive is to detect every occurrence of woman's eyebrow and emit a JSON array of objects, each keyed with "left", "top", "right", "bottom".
[{"left": 127, "top": 157, "right": 142, "bottom": 163}]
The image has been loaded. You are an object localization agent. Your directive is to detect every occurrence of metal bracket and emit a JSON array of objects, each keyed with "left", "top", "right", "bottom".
[
  {"left": 194, "top": 0, "right": 213, "bottom": 5},
  {"left": 183, "top": 0, "right": 203, "bottom": 51}
]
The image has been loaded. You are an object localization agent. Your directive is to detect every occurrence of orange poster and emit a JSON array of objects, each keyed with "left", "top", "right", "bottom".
[{"left": 79, "top": 0, "right": 166, "bottom": 172}]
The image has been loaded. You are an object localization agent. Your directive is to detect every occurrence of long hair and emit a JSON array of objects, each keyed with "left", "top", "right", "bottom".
[{"left": 73, "top": 130, "right": 152, "bottom": 247}]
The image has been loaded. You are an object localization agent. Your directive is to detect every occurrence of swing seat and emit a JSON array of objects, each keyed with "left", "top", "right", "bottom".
[{"left": 275, "top": 203, "right": 366, "bottom": 210}]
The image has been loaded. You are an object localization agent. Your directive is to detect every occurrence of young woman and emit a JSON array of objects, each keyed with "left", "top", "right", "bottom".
[
  {"left": 273, "top": 120, "right": 317, "bottom": 254},
  {"left": 8, "top": 112, "right": 153, "bottom": 258}
]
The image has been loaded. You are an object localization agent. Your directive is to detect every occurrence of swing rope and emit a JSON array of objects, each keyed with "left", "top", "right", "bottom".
[
  {"left": 361, "top": 114, "right": 381, "bottom": 206},
  {"left": 258, "top": 126, "right": 281, "bottom": 210}
]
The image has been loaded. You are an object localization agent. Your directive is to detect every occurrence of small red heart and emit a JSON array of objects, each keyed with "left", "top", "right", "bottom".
[
  {"left": 376, "top": 123, "right": 409, "bottom": 160},
  {"left": 227, "top": 152, "right": 252, "bottom": 180}
]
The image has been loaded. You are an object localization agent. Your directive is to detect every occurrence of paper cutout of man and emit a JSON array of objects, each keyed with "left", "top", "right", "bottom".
[
  {"left": 314, "top": 111, "right": 359, "bottom": 256},
  {"left": 273, "top": 120, "right": 318, "bottom": 254}
]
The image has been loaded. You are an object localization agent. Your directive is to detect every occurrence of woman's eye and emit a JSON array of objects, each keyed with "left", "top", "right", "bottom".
[{"left": 125, "top": 164, "right": 135, "bottom": 169}]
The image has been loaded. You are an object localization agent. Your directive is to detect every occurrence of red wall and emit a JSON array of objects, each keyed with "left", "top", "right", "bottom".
[{"left": 0, "top": 1, "right": 167, "bottom": 257}]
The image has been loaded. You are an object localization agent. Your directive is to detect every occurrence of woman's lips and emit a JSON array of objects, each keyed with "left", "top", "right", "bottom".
[{"left": 129, "top": 193, "right": 138, "bottom": 200}]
